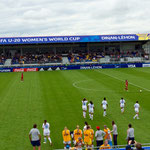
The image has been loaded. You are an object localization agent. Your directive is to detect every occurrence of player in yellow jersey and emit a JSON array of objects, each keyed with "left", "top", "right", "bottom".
[
  {"left": 75, "top": 137, "right": 84, "bottom": 150},
  {"left": 84, "top": 126, "right": 92, "bottom": 148},
  {"left": 62, "top": 127, "right": 71, "bottom": 149},
  {"left": 73, "top": 125, "right": 82, "bottom": 145},
  {"left": 104, "top": 125, "right": 112, "bottom": 146},
  {"left": 89, "top": 125, "right": 94, "bottom": 147}
]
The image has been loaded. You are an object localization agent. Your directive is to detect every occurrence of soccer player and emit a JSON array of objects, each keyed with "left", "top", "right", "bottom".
[
  {"left": 42, "top": 120, "right": 52, "bottom": 145},
  {"left": 21, "top": 72, "right": 24, "bottom": 81},
  {"left": 62, "top": 127, "right": 71, "bottom": 149},
  {"left": 75, "top": 137, "right": 84, "bottom": 150},
  {"left": 84, "top": 125, "right": 92, "bottom": 149},
  {"left": 89, "top": 125, "right": 94, "bottom": 147},
  {"left": 133, "top": 101, "right": 140, "bottom": 119},
  {"left": 83, "top": 121, "right": 88, "bottom": 131},
  {"left": 120, "top": 98, "right": 126, "bottom": 113},
  {"left": 73, "top": 125, "right": 82, "bottom": 145},
  {"left": 82, "top": 98, "right": 88, "bottom": 118},
  {"left": 101, "top": 97, "right": 108, "bottom": 117},
  {"left": 125, "top": 80, "right": 128, "bottom": 91},
  {"left": 88, "top": 101, "right": 94, "bottom": 120},
  {"left": 104, "top": 125, "right": 112, "bottom": 146}
]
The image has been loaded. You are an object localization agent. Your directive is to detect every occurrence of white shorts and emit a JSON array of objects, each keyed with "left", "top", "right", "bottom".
[
  {"left": 103, "top": 106, "right": 107, "bottom": 110},
  {"left": 43, "top": 130, "right": 50, "bottom": 136},
  {"left": 82, "top": 106, "right": 87, "bottom": 111},
  {"left": 63, "top": 141, "right": 71, "bottom": 144},
  {"left": 120, "top": 104, "right": 124, "bottom": 108},
  {"left": 135, "top": 108, "right": 139, "bottom": 113},
  {"left": 89, "top": 109, "right": 94, "bottom": 113}
]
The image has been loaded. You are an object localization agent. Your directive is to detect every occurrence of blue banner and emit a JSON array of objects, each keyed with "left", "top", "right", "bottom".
[
  {"left": 0, "top": 34, "right": 139, "bottom": 45},
  {"left": 0, "top": 62, "right": 146, "bottom": 73},
  {"left": 0, "top": 68, "right": 12, "bottom": 72}
]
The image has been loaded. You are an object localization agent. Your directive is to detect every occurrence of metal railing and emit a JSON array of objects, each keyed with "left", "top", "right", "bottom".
[{"left": 55, "top": 143, "right": 150, "bottom": 150}]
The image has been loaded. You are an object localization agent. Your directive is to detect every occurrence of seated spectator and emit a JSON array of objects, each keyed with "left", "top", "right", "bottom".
[
  {"left": 126, "top": 145, "right": 132, "bottom": 150},
  {"left": 136, "top": 143, "right": 144, "bottom": 150},
  {"left": 99, "top": 140, "right": 111, "bottom": 149}
]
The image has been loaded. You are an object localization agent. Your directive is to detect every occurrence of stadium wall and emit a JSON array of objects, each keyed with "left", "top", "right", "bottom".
[{"left": 1, "top": 62, "right": 150, "bottom": 73}]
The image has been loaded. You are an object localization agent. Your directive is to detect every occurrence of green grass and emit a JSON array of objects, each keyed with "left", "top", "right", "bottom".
[{"left": 0, "top": 68, "right": 150, "bottom": 150}]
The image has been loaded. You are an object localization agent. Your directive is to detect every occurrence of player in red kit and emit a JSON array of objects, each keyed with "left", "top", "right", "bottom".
[
  {"left": 125, "top": 80, "right": 128, "bottom": 91},
  {"left": 21, "top": 72, "right": 24, "bottom": 81}
]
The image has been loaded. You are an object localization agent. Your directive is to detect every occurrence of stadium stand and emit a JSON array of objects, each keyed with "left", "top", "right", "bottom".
[
  {"left": 68, "top": 49, "right": 147, "bottom": 64},
  {"left": 0, "top": 47, "right": 148, "bottom": 66},
  {"left": 11, "top": 52, "right": 62, "bottom": 65},
  {"left": 0, "top": 54, "right": 6, "bottom": 65}
]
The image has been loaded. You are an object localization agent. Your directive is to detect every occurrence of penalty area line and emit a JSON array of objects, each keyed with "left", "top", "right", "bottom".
[{"left": 95, "top": 70, "right": 150, "bottom": 92}]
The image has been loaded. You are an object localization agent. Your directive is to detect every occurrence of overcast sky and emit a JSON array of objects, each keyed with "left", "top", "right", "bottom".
[{"left": 0, "top": 0, "right": 149, "bottom": 37}]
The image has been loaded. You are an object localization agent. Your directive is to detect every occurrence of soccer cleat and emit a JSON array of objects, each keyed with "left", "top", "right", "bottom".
[
  {"left": 43, "top": 142, "right": 46, "bottom": 144},
  {"left": 137, "top": 117, "right": 140, "bottom": 119}
]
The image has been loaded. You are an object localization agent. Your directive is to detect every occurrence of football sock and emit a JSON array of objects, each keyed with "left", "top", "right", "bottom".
[
  {"left": 89, "top": 114, "right": 91, "bottom": 118},
  {"left": 83, "top": 112, "right": 86, "bottom": 118},
  {"left": 44, "top": 137, "right": 46, "bottom": 143},
  {"left": 48, "top": 137, "right": 52, "bottom": 143}
]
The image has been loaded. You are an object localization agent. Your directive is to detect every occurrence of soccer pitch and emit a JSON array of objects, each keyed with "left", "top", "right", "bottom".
[{"left": 0, "top": 68, "right": 150, "bottom": 150}]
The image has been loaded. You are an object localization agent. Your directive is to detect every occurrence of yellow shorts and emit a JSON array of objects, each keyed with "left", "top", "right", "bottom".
[{"left": 84, "top": 139, "right": 92, "bottom": 145}]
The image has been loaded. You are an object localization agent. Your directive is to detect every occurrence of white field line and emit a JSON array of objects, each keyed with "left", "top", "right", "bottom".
[
  {"left": 72, "top": 79, "right": 100, "bottom": 91},
  {"left": 95, "top": 70, "right": 150, "bottom": 92},
  {"left": 73, "top": 79, "right": 126, "bottom": 92}
]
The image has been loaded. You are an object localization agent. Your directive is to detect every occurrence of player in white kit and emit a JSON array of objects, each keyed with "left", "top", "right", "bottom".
[
  {"left": 82, "top": 98, "right": 88, "bottom": 118},
  {"left": 133, "top": 101, "right": 140, "bottom": 119},
  {"left": 88, "top": 101, "right": 94, "bottom": 120},
  {"left": 42, "top": 120, "right": 52, "bottom": 145},
  {"left": 120, "top": 98, "right": 126, "bottom": 113},
  {"left": 101, "top": 97, "right": 108, "bottom": 117}
]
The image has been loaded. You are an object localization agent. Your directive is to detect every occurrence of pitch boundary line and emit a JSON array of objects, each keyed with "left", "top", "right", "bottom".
[{"left": 95, "top": 70, "right": 150, "bottom": 92}]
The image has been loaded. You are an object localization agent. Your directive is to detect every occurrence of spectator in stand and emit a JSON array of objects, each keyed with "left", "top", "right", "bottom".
[
  {"left": 95, "top": 126, "right": 106, "bottom": 149},
  {"left": 111, "top": 121, "right": 118, "bottom": 146},
  {"left": 127, "top": 124, "right": 135, "bottom": 144},
  {"left": 104, "top": 125, "right": 112, "bottom": 146},
  {"left": 29, "top": 124, "right": 41, "bottom": 150},
  {"left": 100, "top": 140, "right": 111, "bottom": 149},
  {"left": 136, "top": 143, "right": 144, "bottom": 150},
  {"left": 126, "top": 140, "right": 144, "bottom": 150}
]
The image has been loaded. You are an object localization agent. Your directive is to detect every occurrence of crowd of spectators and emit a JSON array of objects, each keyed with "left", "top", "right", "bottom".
[
  {"left": 12, "top": 52, "right": 62, "bottom": 64},
  {"left": 0, "top": 49, "right": 149, "bottom": 65},
  {"left": 0, "top": 54, "right": 6, "bottom": 65},
  {"left": 68, "top": 53, "right": 103, "bottom": 63},
  {"left": 68, "top": 49, "right": 148, "bottom": 63}
]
